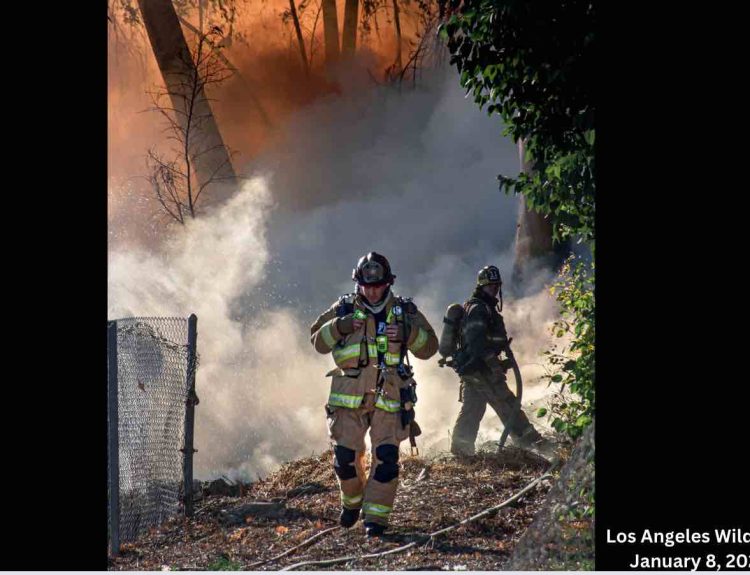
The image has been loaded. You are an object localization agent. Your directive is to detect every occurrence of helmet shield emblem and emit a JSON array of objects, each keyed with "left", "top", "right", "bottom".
[
  {"left": 477, "top": 265, "right": 502, "bottom": 286},
  {"left": 352, "top": 252, "right": 395, "bottom": 285},
  {"left": 362, "top": 260, "right": 385, "bottom": 284}
]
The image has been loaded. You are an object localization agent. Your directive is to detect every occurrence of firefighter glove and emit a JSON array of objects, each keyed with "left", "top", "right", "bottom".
[
  {"left": 385, "top": 323, "right": 404, "bottom": 341},
  {"left": 336, "top": 314, "right": 359, "bottom": 335}
]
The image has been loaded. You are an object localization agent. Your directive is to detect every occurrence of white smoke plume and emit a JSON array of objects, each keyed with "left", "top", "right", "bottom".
[{"left": 108, "top": 66, "right": 560, "bottom": 481}]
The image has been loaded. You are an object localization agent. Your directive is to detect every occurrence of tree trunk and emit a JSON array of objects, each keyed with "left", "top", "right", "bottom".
[
  {"left": 511, "top": 139, "right": 561, "bottom": 288},
  {"left": 289, "top": 0, "right": 311, "bottom": 76},
  {"left": 321, "top": 0, "right": 340, "bottom": 65},
  {"left": 341, "top": 0, "right": 359, "bottom": 57},
  {"left": 176, "top": 14, "right": 273, "bottom": 129},
  {"left": 137, "top": 0, "right": 237, "bottom": 207},
  {"left": 392, "top": 0, "right": 402, "bottom": 69}
]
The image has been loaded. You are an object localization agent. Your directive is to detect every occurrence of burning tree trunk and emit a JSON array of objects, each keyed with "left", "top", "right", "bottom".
[
  {"left": 341, "top": 0, "right": 359, "bottom": 57},
  {"left": 137, "top": 0, "right": 237, "bottom": 207},
  {"left": 321, "top": 0, "right": 340, "bottom": 65},
  {"left": 511, "top": 139, "right": 566, "bottom": 287},
  {"left": 288, "top": 0, "right": 311, "bottom": 76}
]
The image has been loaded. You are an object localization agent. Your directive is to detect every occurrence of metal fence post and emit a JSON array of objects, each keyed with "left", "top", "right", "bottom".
[
  {"left": 108, "top": 321, "right": 120, "bottom": 556},
  {"left": 183, "top": 314, "right": 198, "bottom": 517}
]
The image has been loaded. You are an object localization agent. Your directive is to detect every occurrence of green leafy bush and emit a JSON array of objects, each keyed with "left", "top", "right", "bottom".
[{"left": 538, "top": 256, "right": 595, "bottom": 440}]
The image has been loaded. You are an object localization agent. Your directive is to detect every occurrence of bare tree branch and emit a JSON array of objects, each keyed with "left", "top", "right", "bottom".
[
  {"left": 144, "top": 25, "right": 240, "bottom": 224},
  {"left": 288, "top": 0, "right": 311, "bottom": 76},
  {"left": 246, "top": 526, "right": 340, "bottom": 569},
  {"left": 308, "top": 0, "right": 323, "bottom": 67},
  {"left": 176, "top": 13, "right": 273, "bottom": 129}
]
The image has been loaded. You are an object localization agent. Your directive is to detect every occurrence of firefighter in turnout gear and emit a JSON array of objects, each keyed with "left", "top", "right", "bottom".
[
  {"left": 449, "top": 265, "right": 546, "bottom": 455},
  {"left": 310, "top": 252, "right": 438, "bottom": 537}
]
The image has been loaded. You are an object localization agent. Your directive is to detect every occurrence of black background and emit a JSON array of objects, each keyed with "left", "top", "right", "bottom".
[
  {"left": 595, "top": 4, "right": 748, "bottom": 570},
  {"left": 3, "top": 2, "right": 747, "bottom": 571}
]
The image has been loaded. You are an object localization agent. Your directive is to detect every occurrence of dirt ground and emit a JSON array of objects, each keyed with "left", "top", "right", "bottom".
[{"left": 109, "top": 448, "right": 555, "bottom": 571}]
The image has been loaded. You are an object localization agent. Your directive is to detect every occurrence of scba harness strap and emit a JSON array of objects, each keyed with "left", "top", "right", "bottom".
[
  {"left": 335, "top": 293, "right": 417, "bottom": 368},
  {"left": 463, "top": 297, "right": 502, "bottom": 337},
  {"left": 393, "top": 297, "right": 420, "bottom": 455}
]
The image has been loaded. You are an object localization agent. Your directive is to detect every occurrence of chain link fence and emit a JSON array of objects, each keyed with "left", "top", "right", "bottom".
[
  {"left": 108, "top": 315, "right": 199, "bottom": 556},
  {"left": 505, "top": 421, "right": 595, "bottom": 570}
]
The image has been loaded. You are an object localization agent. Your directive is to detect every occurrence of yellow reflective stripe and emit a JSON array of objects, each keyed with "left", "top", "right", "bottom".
[
  {"left": 329, "top": 392, "right": 364, "bottom": 409},
  {"left": 411, "top": 328, "right": 428, "bottom": 351},
  {"left": 341, "top": 493, "right": 363, "bottom": 507},
  {"left": 384, "top": 352, "right": 401, "bottom": 365},
  {"left": 336, "top": 343, "right": 397, "bottom": 365},
  {"left": 375, "top": 395, "right": 401, "bottom": 413},
  {"left": 320, "top": 323, "right": 337, "bottom": 348},
  {"left": 363, "top": 502, "right": 392, "bottom": 518},
  {"left": 333, "top": 344, "right": 361, "bottom": 362}
]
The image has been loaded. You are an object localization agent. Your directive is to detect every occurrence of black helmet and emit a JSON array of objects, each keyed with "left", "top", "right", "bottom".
[
  {"left": 352, "top": 252, "right": 395, "bottom": 285},
  {"left": 477, "top": 265, "right": 502, "bottom": 287}
]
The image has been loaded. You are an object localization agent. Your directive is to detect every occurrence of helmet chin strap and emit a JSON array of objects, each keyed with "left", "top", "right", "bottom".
[{"left": 488, "top": 283, "right": 502, "bottom": 312}]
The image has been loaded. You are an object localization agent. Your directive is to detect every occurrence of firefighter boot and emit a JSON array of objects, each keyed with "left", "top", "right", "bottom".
[
  {"left": 340, "top": 507, "right": 360, "bottom": 528},
  {"left": 365, "top": 522, "right": 386, "bottom": 538},
  {"left": 515, "top": 427, "right": 555, "bottom": 456}
]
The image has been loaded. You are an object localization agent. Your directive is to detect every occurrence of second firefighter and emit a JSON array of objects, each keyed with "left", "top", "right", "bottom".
[{"left": 447, "top": 265, "right": 549, "bottom": 455}]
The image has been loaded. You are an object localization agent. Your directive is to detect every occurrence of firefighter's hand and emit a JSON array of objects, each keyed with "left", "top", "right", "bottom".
[
  {"left": 337, "top": 314, "right": 364, "bottom": 335},
  {"left": 486, "top": 356, "right": 506, "bottom": 379},
  {"left": 385, "top": 324, "right": 403, "bottom": 341}
]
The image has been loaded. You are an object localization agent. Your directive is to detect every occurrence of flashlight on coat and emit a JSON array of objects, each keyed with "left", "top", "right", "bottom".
[{"left": 353, "top": 309, "right": 367, "bottom": 321}]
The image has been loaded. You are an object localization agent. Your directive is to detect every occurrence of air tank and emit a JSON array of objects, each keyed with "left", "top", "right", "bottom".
[{"left": 438, "top": 303, "right": 465, "bottom": 358}]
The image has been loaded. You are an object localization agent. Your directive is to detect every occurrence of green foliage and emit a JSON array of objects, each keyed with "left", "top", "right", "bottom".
[
  {"left": 542, "top": 256, "right": 595, "bottom": 440},
  {"left": 208, "top": 555, "right": 243, "bottom": 571},
  {"left": 440, "top": 0, "right": 595, "bottom": 245}
]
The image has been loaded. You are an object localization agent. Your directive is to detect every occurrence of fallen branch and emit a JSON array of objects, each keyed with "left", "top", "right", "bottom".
[
  {"left": 246, "top": 525, "right": 340, "bottom": 569},
  {"left": 280, "top": 472, "right": 554, "bottom": 571}
]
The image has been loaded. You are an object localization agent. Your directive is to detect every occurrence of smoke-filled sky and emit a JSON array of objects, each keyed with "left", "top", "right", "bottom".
[
  {"left": 108, "top": 40, "right": 561, "bottom": 480},
  {"left": 107, "top": 0, "right": 432, "bottom": 246}
]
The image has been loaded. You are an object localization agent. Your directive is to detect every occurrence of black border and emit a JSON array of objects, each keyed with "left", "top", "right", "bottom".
[
  {"left": 4, "top": 2, "right": 109, "bottom": 570},
  {"left": 595, "top": 4, "right": 749, "bottom": 569}
]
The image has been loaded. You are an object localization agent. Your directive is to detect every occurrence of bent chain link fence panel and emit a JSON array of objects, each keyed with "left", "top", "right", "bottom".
[
  {"left": 505, "top": 421, "right": 595, "bottom": 570},
  {"left": 108, "top": 316, "right": 199, "bottom": 549}
]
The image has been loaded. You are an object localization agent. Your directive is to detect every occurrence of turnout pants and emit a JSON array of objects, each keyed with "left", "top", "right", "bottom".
[
  {"left": 450, "top": 373, "right": 539, "bottom": 455},
  {"left": 326, "top": 392, "right": 409, "bottom": 526}
]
